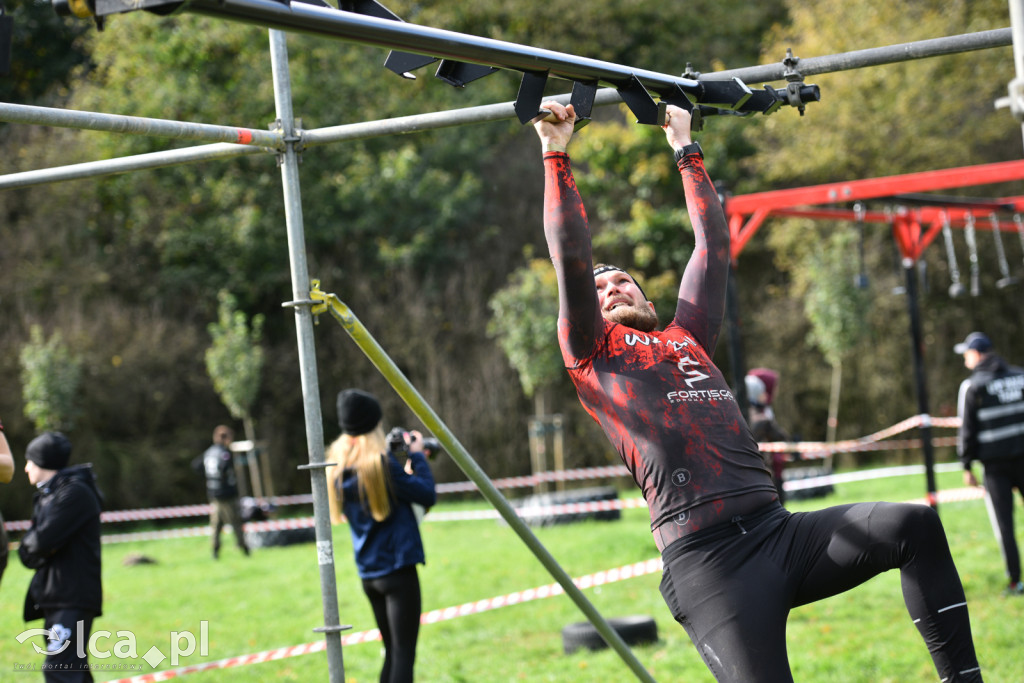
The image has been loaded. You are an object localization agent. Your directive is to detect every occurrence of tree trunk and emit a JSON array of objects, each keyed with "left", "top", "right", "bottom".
[
  {"left": 529, "top": 392, "right": 549, "bottom": 494},
  {"left": 242, "top": 414, "right": 264, "bottom": 499},
  {"left": 827, "top": 359, "right": 842, "bottom": 461}
]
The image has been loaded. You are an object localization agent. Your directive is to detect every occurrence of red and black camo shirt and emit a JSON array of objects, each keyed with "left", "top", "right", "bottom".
[{"left": 542, "top": 151, "right": 775, "bottom": 533}]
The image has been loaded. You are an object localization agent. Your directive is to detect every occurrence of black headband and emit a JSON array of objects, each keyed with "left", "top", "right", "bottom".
[{"left": 593, "top": 264, "right": 648, "bottom": 302}]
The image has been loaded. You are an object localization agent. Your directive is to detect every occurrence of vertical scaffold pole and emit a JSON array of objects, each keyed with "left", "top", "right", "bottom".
[
  {"left": 1008, "top": 0, "right": 1024, "bottom": 151},
  {"left": 269, "top": 29, "right": 346, "bottom": 682},
  {"left": 901, "top": 257, "right": 939, "bottom": 510}
]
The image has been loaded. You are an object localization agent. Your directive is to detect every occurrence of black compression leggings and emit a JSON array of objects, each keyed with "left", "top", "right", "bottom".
[
  {"left": 981, "top": 458, "right": 1024, "bottom": 584},
  {"left": 362, "top": 565, "right": 422, "bottom": 683},
  {"left": 659, "top": 502, "right": 982, "bottom": 683}
]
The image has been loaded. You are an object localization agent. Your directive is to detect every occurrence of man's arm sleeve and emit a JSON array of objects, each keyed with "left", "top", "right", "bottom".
[
  {"left": 673, "top": 154, "right": 730, "bottom": 355},
  {"left": 543, "top": 152, "right": 601, "bottom": 364}
]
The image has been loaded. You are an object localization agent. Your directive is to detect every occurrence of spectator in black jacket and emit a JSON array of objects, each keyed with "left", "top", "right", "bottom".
[
  {"left": 193, "top": 425, "right": 250, "bottom": 559},
  {"left": 956, "top": 331, "right": 1024, "bottom": 596},
  {"left": 19, "top": 431, "right": 103, "bottom": 682}
]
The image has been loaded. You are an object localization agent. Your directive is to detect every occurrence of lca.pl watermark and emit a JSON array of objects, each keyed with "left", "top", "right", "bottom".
[{"left": 14, "top": 620, "right": 210, "bottom": 672}]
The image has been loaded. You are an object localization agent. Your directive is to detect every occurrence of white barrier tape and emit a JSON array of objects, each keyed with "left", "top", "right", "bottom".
[
  {"left": 103, "top": 482, "right": 986, "bottom": 682},
  {"left": 436, "top": 465, "right": 629, "bottom": 493},
  {"left": 785, "top": 462, "right": 963, "bottom": 491},
  {"left": 104, "top": 640, "right": 330, "bottom": 682},
  {"left": 106, "top": 558, "right": 665, "bottom": 683},
  {"left": 4, "top": 495, "right": 315, "bottom": 532},
  {"left": 100, "top": 516, "right": 316, "bottom": 545},
  {"left": 99, "top": 500, "right": 643, "bottom": 544},
  {"left": 903, "top": 486, "right": 984, "bottom": 506},
  {"left": 776, "top": 436, "right": 959, "bottom": 462},
  {"left": 4, "top": 416, "right": 966, "bottom": 532},
  {"left": 10, "top": 464, "right": 975, "bottom": 546}
]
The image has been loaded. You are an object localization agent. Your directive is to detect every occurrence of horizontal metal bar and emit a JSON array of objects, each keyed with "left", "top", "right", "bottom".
[
  {"left": 0, "top": 101, "right": 284, "bottom": 148},
  {"left": 301, "top": 88, "right": 620, "bottom": 146},
  {"left": 0, "top": 142, "right": 266, "bottom": 190},
  {"left": 0, "top": 88, "right": 610, "bottom": 190},
  {"left": 175, "top": 0, "right": 700, "bottom": 96},
  {"left": 0, "top": 26, "right": 1011, "bottom": 191},
  {"left": 704, "top": 27, "right": 1012, "bottom": 83}
]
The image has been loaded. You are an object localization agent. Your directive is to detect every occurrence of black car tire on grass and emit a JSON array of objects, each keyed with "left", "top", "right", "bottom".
[
  {"left": 246, "top": 526, "right": 317, "bottom": 549},
  {"left": 561, "top": 615, "right": 659, "bottom": 654}
]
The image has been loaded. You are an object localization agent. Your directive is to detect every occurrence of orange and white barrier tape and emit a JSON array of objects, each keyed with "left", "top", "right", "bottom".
[
  {"left": 104, "top": 484, "right": 984, "bottom": 682},
  {"left": 106, "top": 558, "right": 665, "bottom": 682},
  {"left": 5, "top": 414, "right": 965, "bottom": 535}
]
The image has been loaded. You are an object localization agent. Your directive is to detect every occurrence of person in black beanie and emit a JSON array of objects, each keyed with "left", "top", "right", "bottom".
[
  {"left": 326, "top": 389, "right": 436, "bottom": 683},
  {"left": 19, "top": 431, "right": 103, "bottom": 682}
]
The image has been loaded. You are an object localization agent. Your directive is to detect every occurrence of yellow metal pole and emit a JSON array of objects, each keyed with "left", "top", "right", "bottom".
[{"left": 309, "top": 281, "right": 656, "bottom": 683}]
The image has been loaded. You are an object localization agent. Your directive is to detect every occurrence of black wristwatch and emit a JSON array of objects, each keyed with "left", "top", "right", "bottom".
[{"left": 673, "top": 142, "right": 703, "bottom": 163}]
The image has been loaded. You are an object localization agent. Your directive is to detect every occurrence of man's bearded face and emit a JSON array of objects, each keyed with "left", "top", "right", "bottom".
[{"left": 595, "top": 270, "right": 659, "bottom": 332}]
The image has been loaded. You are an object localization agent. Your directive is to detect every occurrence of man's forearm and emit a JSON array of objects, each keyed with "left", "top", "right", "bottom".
[
  {"left": 679, "top": 155, "right": 729, "bottom": 277},
  {"left": 676, "top": 153, "right": 730, "bottom": 351},
  {"left": 543, "top": 151, "right": 600, "bottom": 359},
  {"left": 543, "top": 152, "right": 591, "bottom": 270}
]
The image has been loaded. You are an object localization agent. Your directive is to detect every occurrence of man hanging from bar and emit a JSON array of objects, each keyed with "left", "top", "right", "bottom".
[{"left": 531, "top": 100, "right": 984, "bottom": 682}]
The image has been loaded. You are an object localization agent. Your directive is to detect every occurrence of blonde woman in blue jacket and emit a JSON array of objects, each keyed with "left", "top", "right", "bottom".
[{"left": 327, "top": 389, "right": 436, "bottom": 683}]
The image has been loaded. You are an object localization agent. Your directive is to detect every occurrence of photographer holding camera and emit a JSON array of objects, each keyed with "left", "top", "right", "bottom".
[{"left": 326, "top": 389, "right": 436, "bottom": 683}]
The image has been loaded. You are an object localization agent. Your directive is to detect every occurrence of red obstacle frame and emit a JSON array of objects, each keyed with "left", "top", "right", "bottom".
[{"left": 724, "top": 159, "right": 1024, "bottom": 261}]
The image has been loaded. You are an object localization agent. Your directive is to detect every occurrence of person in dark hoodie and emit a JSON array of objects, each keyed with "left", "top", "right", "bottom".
[
  {"left": 326, "top": 389, "right": 436, "bottom": 683},
  {"left": 19, "top": 431, "right": 103, "bottom": 682},
  {"left": 956, "top": 331, "right": 1024, "bottom": 596}
]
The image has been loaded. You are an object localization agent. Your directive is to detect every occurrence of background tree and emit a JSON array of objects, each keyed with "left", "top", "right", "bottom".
[
  {"left": 487, "top": 256, "right": 567, "bottom": 481},
  {"left": 488, "top": 256, "right": 563, "bottom": 408},
  {"left": 799, "top": 225, "right": 872, "bottom": 443},
  {"left": 0, "top": 0, "right": 1018, "bottom": 517},
  {"left": 19, "top": 325, "right": 83, "bottom": 433},
  {"left": 733, "top": 0, "right": 1020, "bottom": 443},
  {"left": 0, "top": 0, "right": 91, "bottom": 107},
  {"left": 205, "top": 289, "right": 266, "bottom": 496}
]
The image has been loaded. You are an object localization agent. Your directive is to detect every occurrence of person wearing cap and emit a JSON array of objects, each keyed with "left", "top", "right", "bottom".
[
  {"left": 193, "top": 425, "right": 249, "bottom": 559},
  {"left": 326, "top": 389, "right": 436, "bottom": 683},
  {"left": 533, "top": 101, "right": 983, "bottom": 681},
  {"left": 745, "top": 368, "right": 790, "bottom": 505},
  {"left": 955, "top": 331, "right": 1024, "bottom": 596},
  {"left": 18, "top": 431, "right": 103, "bottom": 681}
]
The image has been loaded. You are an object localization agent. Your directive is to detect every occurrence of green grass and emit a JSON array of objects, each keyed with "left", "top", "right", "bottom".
[{"left": 2, "top": 468, "right": 1021, "bottom": 682}]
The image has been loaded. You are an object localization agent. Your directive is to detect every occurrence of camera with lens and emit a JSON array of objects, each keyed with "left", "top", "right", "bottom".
[
  {"left": 386, "top": 427, "right": 442, "bottom": 459},
  {"left": 386, "top": 427, "right": 408, "bottom": 455}
]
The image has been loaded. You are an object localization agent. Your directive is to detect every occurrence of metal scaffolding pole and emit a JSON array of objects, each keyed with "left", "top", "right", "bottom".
[
  {"left": 0, "top": 143, "right": 265, "bottom": 190},
  {"left": 133, "top": 0, "right": 703, "bottom": 96},
  {"left": 999, "top": 1, "right": 1024, "bottom": 150},
  {"left": 268, "top": 29, "right": 346, "bottom": 682},
  {"left": 0, "top": 101, "right": 283, "bottom": 148},
  {"left": 0, "top": 24, "right": 1012, "bottom": 192},
  {"left": 708, "top": 27, "right": 1012, "bottom": 82}
]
